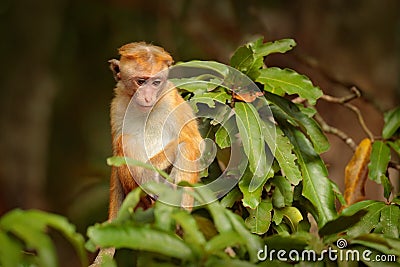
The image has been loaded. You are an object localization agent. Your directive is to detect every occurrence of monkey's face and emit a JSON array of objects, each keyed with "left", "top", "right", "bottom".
[
  {"left": 128, "top": 74, "right": 167, "bottom": 110},
  {"left": 110, "top": 58, "right": 169, "bottom": 110}
]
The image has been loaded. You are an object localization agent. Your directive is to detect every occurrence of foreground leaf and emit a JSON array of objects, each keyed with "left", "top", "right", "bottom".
[{"left": 87, "top": 224, "right": 194, "bottom": 260}]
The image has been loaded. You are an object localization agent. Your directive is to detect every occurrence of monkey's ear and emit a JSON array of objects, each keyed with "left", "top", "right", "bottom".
[{"left": 108, "top": 59, "right": 121, "bottom": 81}]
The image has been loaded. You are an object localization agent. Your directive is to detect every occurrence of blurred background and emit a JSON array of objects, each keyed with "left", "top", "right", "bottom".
[{"left": 1, "top": 0, "right": 399, "bottom": 238}]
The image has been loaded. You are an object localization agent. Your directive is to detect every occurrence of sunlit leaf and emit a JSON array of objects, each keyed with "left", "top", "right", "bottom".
[
  {"left": 279, "top": 207, "right": 303, "bottom": 232},
  {"left": 257, "top": 68, "right": 322, "bottom": 105}
]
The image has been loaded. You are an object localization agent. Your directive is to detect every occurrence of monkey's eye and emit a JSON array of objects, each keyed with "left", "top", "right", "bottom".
[
  {"left": 136, "top": 78, "right": 147, "bottom": 86},
  {"left": 152, "top": 80, "right": 162, "bottom": 86}
]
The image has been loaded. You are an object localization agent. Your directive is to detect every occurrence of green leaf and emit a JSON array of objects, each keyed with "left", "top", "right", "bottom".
[
  {"left": 250, "top": 38, "right": 296, "bottom": 58},
  {"left": 115, "top": 187, "right": 143, "bottom": 223},
  {"left": 239, "top": 167, "right": 272, "bottom": 209},
  {"left": 220, "top": 187, "right": 242, "bottom": 208},
  {"left": 271, "top": 176, "right": 293, "bottom": 208},
  {"left": 235, "top": 102, "right": 268, "bottom": 191},
  {"left": 0, "top": 230, "right": 22, "bottom": 267},
  {"left": 195, "top": 186, "right": 233, "bottom": 233},
  {"left": 175, "top": 60, "right": 230, "bottom": 77},
  {"left": 215, "top": 126, "right": 230, "bottom": 149},
  {"left": 263, "top": 232, "right": 311, "bottom": 251},
  {"left": 368, "top": 141, "right": 391, "bottom": 184},
  {"left": 351, "top": 234, "right": 400, "bottom": 257},
  {"left": 245, "top": 200, "right": 273, "bottom": 234},
  {"left": 173, "top": 211, "right": 207, "bottom": 247},
  {"left": 380, "top": 204, "right": 400, "bottom": 238},
  {"left": 257, "top": 68, "right": 323, "bottom": 105},
  {"left": 204, "top": 231, "right": 245, "bottom": 253},
  {"left": 230, "top": 46, "right": 257, "bottom": 73},
  {"left": 0, "top": 209, "right": 87, "bottom": 267},
  {"left": 387, "top": 140, "right": 400, "bottom": 157},
  {"left": 282, "top": 125, "right": 336, "bottom": 227},
  {"left": 107, "top": 156, "right": 173, "bottom": 182},
  {"left": 172, "top": 79, "right": 219, "bottom": 92},
  {"left": 279, "top": 207, "right": 303, "bottom": 232},
  {"left": 265, "top": 92, "right": 329, "bottom": 153},
  {"left": 381, "top": 174, "right": 393, "bottom": 200},
  {"left": 382, "top": 106, "right": 400, "bottom": 139},
  {"left": 215, "top": 114, "right": 237, "bottom": 149},
  {"left": 264, "top": 122, "right": 302, "bottom": 185},
  {"left": 205, "top": 258, "right": 259, "bottom": 267},
  {"left": 319, "top": 210, "right": 367, "bottom": 236},
  {"left": 344, "top": 201, "right": 386, "bottom": 237},
  {"left": 87, "top": 224, "right": 194, "bottom": 260},
  {"left": 226, "top": 211, "right": 263, "bottom": 263},
  {"left": 154, "top": 201, "right": 175, "bottom": 232}
]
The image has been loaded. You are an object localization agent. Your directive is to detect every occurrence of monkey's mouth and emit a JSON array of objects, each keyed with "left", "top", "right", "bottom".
[{"left": 136, "top": 103, "right": 154, "bottom": 111}]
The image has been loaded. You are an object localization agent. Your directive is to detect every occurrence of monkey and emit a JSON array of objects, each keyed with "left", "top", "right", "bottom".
[{"left": 90, "top": 42, "right": 203, "bottom": 265}]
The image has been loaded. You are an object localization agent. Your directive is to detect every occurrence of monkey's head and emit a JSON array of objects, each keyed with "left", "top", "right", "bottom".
[{"left": 109, "top": 42, "right": 174, "bottom": 109}]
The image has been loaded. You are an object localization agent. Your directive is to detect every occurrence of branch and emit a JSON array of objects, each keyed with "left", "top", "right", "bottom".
[
  {"left": 320, "top": 88, "right": 375, "bottom": 142},
  {"left": 314, "top": 112, "right": 357, "bottom": 151}
]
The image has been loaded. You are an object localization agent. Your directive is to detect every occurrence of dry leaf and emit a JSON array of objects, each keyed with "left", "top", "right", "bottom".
[
  {"left": 343, "top": 138, "right": 372, "bottom": 208},
  {"left": 232, "top": 91, "right": 263, "bottom": 102}
]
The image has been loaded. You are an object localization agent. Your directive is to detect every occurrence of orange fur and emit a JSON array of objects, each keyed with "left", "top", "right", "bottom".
[{"left": 108, "top": 42, "right": 202, "bottom": 218}]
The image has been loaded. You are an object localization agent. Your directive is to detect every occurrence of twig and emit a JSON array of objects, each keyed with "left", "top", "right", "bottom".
[
  {"left": 320, "top": 88, "right": 375, "bottom": 142},
  {"left": 320, "top": 86, "right": 361, "bottom": 104},
  {"left": 314, "top": 112, "right": 357, "bottom": 151},
  {"left": 294, "top": 52, "right": 384, "bottom": 112},
  {"left": 343, "top": 103, "right": 375, "bottom": 142}
]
